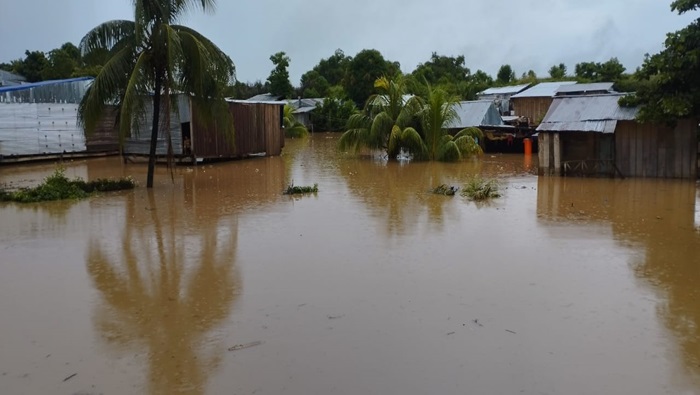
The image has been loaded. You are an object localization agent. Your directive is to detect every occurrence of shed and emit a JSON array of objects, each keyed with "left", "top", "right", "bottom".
[
  {"left": 510, "top": 81, "right": 577, "bottom": 126},
  {"left": 537, "top": 94, "right": 698, "bottom": 179},
  {"left": 123, "top": 95, "right": 286, "bottom": 161},
  {"left": 477, "top": 83, "right": 530, "bottom": 115},
  {"left": 446, "top": 101, "right": 504, "bottom": 130},
  {"left": 0, "top": 77, "right": 119, "bottom": 161},
  {"left": 288, "top": 98, "right": 323, "bottom": 128}
]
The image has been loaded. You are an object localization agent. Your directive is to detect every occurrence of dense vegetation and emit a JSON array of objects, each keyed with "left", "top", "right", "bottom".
[{"left": 0, "top": 167, "right": 134, "bottom": 203}]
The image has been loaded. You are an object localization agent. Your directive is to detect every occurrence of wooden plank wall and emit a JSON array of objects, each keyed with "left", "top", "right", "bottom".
[
  {"left": 512, "top": 97, "right": 554, "bottom": 125},
  {"left": 192, "top": 101, "right": 283, "bottom": 159},
  {"left": 615, "top": 120, "right": 697, "bottom": 179}
]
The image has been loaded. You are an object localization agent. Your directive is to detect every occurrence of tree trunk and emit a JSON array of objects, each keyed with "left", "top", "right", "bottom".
[{"left": 146, "top": 71, "right": 163, "bottom": 188}]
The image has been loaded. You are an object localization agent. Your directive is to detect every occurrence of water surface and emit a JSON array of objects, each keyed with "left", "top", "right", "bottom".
[{"left": 1, "top": 134, "right": 699, "bottom": 394}]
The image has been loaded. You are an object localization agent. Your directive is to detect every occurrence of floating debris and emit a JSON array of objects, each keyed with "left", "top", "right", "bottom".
[
  {"left": 432, "top": 184, "right": 458, "bottom": 196},
  {"left": 228, "top": 341, "right": 263, "bottom": 352}
]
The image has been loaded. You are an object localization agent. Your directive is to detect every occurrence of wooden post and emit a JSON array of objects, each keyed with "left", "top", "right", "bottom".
[
  {"left": 553, "top": 133, "right": 561, "bottom": 175},
  {"left": 539, "top": 133, "right": 550, "bottom": 175}
]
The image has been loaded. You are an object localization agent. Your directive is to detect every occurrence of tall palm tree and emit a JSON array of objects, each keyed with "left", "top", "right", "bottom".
[
  {"left": 78, "top": 0, "right": 235, "bottom": 188},
  {"left": 338, "top": 76, "right": 423, "bottom": 159}
]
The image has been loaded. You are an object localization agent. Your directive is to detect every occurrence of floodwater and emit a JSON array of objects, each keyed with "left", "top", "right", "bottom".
[{"left": 1, "top": 134, "right": 699, "bottom": 395}]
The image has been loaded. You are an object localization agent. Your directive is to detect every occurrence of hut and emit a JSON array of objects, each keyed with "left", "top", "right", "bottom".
[
  {"left": 446, "top": 100, "right": 504, "bottom": 131},
  {"left": 0, "top": 77, "right": 119, "bottom": 162},
  {"left": 288, "top": 98, "right": 323, "bottom": 129},
  {"left": 123, "top": 95, "right": 285, "bottom": 162},
  {"left": 477, "top": 83, "right": 531, "bottom": 115},
  {"left": 510, "top": 81, "right": 577, "bottom": 126},
  {"left": 537, "top": 94, "right": 698, "bottom": 179}
]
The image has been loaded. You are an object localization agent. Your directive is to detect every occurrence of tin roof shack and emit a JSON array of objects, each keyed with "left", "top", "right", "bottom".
[
  {"left": 511, "top": 81, "right": 577, "bottom": 126},
  {"left": 0, "top": 77, "right": 119, "bottom": 162},
  {"left": 288, "top": 98, "right": 323, "bottom": 129},
  {"left": 123, "top": 95, "right": 285, "bottom": 162},
  {"left": 477, "top": 83, "right": 530, "bottom": 115},
  {"left": 537, "top": 94, "right": 698, "bottom": 179}
]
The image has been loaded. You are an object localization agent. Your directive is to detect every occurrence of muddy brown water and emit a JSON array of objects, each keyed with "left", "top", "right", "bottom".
[{"left": 1, "top": 134, "right": 699, "bottom": 395}]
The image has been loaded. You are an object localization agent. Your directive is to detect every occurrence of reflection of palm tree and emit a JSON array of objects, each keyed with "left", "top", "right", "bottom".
[{"left": 86, "top": 188, "right": 240, "bottom": 394}]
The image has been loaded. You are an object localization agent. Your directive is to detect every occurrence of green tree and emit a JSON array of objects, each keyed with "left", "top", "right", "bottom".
[
  {"left": 41, "top": 48, "right": 78, "bottom": 80},
  {"left": 299, "top": 69, "right": 330, "bottom": 98},
  {"left": 496, "top": 64, "right": 516, "bottom": 85},
  {"left": 462, "top": 70, "right": 494, "bottom": 100},
  {"left": 78, "top": 0, "right": 235, "bottom": 188},
  {"left": 314, "top": 49, "right": 352, "bottom": 87},
  {"left": 311, "top": 96, "right": 357, "bottom": 131},
  {"left": 549, "top": 63, "right": 567, "bottom": 79},
  {"left": 597, "top": 58, "right": 626, "bottom": 82},
  {"left": 412, "top": 52, "right": 470, "bottom": 86},
  {"left": 267, "top": 51, "right": 294, "bottom": 99},
  {"left": 343, "top": 49, "right": 399, "bottom": 105},
  {"left": 14, "top": 50, "right": 49, "bottom": 82},
  {"left": 624, "top": 1, "right": 700, "bottom": 121}
]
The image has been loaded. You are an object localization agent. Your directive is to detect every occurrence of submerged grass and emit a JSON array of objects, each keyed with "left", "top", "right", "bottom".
[
  {"left": 431, "top": 184, "right": 458, "bottom": 196},
  {"left": 283, "top": 182, "right": 318, "bottom": 195},
  {"left": 461, "top": 177, "right": 501, "bottom": 201},
  {"left": 0, "top": 167, "right": 135, "bottom": 203}
]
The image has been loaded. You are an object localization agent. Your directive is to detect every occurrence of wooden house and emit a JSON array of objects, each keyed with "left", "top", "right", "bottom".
[
  {"left": 477, "top": 83, "right": 531, "bottom": 115},
  {"left": 537, "top": 94, "right": 698, "bottom": 179},
  {"left": 123, "top": 95, "right": 285, "bottom": 162},
  {"left": 510, "top": 81, "right": 577, "bottom": 126}
]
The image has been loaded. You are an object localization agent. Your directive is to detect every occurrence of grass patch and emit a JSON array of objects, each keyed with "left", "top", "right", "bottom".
[
  {"left": 283, "top": 182, "right": 318, "bottom": 195},
  {"left": 431, "top": 184, "right": 458, "bottom": 196},
  {"left": 0, "top": 167, "right": 135, "bottom": 203},
  {"left": 461, "top": 177, "right": 501, "bottom": 201}
]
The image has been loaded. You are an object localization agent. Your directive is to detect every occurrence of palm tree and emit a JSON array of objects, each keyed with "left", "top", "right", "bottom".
[
  {"left": 419, "top": 84, "right": 483, "bottom": 161},
  {"left": 338, "top": 76, "right": 423, "bottom": 159},
  {"left": 283, "top": 104, "right": 310, "bottom": 138},
  {"left": 339, "top": 76, "right": 482, "bottom": 162},
  {"left": 78, "top": 0, "right": 235, "bottom": 188}
]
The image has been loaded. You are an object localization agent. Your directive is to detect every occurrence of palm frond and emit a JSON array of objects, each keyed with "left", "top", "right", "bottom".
[
  {"left": 437, "top": 140, "right": 461, "bottom": 162},
  {"left": 79, "top": 20, "right": 136, "bottom": 56},
  {"left": 78, "top": 42, "right": 138, "bottom": 137},
  {"left": 400, "top": 127, "right": 427, "bottom": 160},
  {"left": 454, "top": 127, "right": 484, "bottom": 141},
  {"left": 454, "top": 135, "right": 483, "bottom": 157}
]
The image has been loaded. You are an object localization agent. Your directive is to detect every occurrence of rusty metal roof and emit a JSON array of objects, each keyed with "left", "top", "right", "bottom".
[
  {"left": 511, "top": 81, "right": 577, "bottom": 98},
  {"left": 536, "top": 94, "right": 639, "bottom": 133}
]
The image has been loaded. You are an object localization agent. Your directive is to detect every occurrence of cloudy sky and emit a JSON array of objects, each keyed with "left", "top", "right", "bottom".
[{"left": 1, "top": 0, "right": 695, "bottom": 84}]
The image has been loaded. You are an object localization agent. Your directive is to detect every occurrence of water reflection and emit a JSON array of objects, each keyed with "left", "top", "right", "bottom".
[
  {"left": 537, "top": 176, "right": 700, "bottom": 379},
  {"left": 87, "top": 184, "right": 241, "bottom": 394}
]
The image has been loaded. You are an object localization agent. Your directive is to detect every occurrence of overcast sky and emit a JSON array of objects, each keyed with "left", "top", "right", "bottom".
[{"left": 1, "top": 0, "right": 696, "bottom": 84}]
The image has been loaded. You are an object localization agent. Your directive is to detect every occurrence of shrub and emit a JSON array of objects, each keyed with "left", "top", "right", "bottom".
[
  {"left": 283, "top": 182, "right": 318, "bottom": 195},
  {"left": 461, "top": 177, "right": 501, "bottom": 201},
  {"left": 0, "top": 167, "right": 135, "bottom": 203}
]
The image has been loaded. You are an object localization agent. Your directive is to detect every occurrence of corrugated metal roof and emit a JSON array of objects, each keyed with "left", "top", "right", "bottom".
[
  {"left": 0, "top": 70, "right": 26, "bottom": 84},
  {"left": 247, "top": 93, "right": 282, "bottom": 102},
  {"left": 446, "top": 100, "right": 504, "bottom": 129},
  {"left": 478, "top": 83, "right": 531, "bottom": 96},
  {"left": 293, "top": 106, "right": 317, "bottom": 114},
  {"left": 0, "top": 77, "right": 92, "bottom": 94},
  {"left": 555, "top": 82, "right": 614, "bottom": 95},
  {"left": 511, "top": 81, "right": 577, "bottom": 98},
  {"left": 227, "top": 99, "right": 286, "bottom": 105},
  {"left": 536, "top": 94, "right": 638, "bottom": 133}
]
